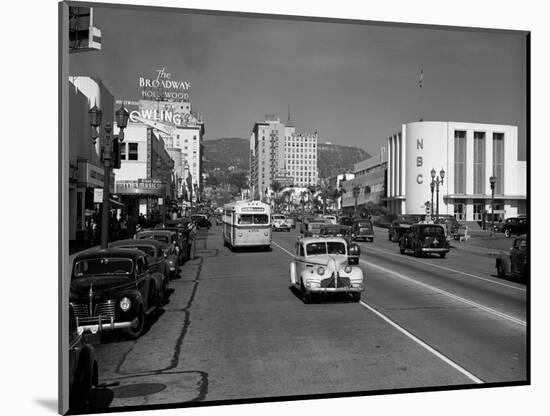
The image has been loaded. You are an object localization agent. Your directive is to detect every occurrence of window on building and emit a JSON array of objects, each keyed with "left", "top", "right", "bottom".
[
  {"left": 454, "top": 201, "right": 465, "bottom": 221},
  {"left": 128, "top": 143, "right": 138, "bottom": 161},
  {"left": 473, "top": 132, "right": 486, "bottom": 194},
  {"left": 493, "top": 133, "right": 504, "bottom": 195},
  {"left": 454, "top": 131, "right": 466, "bottom": 194},
  {"left": 120, "top": 142, "right": 126, "bottom": 160}
]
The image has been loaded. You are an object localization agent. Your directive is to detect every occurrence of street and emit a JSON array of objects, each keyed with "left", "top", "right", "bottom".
[{"left": 85, "top": 224, "right": 527, "bottom": 410}]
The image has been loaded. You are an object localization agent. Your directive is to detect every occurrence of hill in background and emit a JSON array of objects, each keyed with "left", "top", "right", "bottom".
[{"left": 203, "top": 137, "right": 371, "bottom": 180}]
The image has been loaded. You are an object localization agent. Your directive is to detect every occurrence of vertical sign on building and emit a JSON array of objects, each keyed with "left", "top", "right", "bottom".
[{"left": 147, "top": 127, "right": 152, "bottom": 179}]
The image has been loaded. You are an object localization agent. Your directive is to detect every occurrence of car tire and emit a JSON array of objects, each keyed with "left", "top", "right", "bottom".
[
  {"left": 439, "top": 252, "right": 446, "bottom": 258},
  {"left": 496, "top": 261, "right": 506, "bottom": 278},
  {"left": 301, "top": 281, "right": 313, "bottom": 304},
  {"left": 125, "top": 304, "right": 145, "bottom": 339},
  {"left": 351, "top": 292, "right": 361, "bottom": 302},
  {"left": 415, "top": 244, "right": 422, "bottom": 258},
  {"left": 388, "top": 233, "right": 392, "bottom": 241},
  {"left": 399, "top": 244, "right": 405, "bottom": 254}
]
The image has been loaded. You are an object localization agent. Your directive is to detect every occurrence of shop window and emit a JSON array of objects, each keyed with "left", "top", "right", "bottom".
[
  {"left": 128, "top": 143, "right": 138, "bottom": 161},
  {"left": 120, "top": 142, "right": 126, "bottom": 160},
  {"left": 454, "top": 202, "right": 465, "bottom": 221}
]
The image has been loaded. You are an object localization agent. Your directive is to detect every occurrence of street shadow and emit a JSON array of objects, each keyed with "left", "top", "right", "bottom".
[
  {"left": 229, "top": 246, "right": 273, "bottom": 253},
  {"left": 33, "top": 398, "right": 57, "bottom": 413},
  {"left": 288, "top": 285, "right": 358, "bottom": 304}
]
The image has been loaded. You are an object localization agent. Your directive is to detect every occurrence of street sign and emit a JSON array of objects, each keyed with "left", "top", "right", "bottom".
[
  {"left": 93, "top": 188, "right": 103, "bottom": 203},
  {"left": 158, "top": 197, "right": 164, "bottom": 206}
]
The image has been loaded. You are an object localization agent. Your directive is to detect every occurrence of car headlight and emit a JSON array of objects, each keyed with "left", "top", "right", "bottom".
[
  {"left": 344, "top": 265, "right": 352, "bottom": 273},
  {"left": 120, "top": 297, "right": 131, "bottom": 312},
  {"left": 264, "top": 231, "right": 269, "bottom": 236},
  {"left": 317, "top": 266, "right": 325, "bottom": 275},
  {"left": 238, "top": 233, "right": 243, "bottom": 237}
]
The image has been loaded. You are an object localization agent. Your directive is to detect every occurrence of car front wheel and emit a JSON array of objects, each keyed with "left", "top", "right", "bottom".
[
  {"left": 125, "top": 305, "right": 145, "bottom": 339},
  {"left": 496, "top": 262, "right": 506, "bottom": 278},
  {"left": 301, "top": 281, "right": 313, "bottom": 304}
]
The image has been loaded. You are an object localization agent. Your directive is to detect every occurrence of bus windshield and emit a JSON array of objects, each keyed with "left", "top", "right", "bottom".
[{"left": 237, "top": 214, "right": 269, "bottom": 225}]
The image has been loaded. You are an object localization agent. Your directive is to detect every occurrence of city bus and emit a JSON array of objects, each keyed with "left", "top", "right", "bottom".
[{"left": 222, "top": 200, "right": 271, "bottom": 250}]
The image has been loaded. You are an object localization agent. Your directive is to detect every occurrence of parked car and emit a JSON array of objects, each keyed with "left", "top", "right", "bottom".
[
  {"left": 135, "top": 230, "right": 180, "bottom": 279},
  {"left": 398, "top": 223, "right": 450, "bottom": 258},
  {"left": 351, "top": 219, "right": 375, "bottom": 242},
  {"left": 272, "top": 214, "right": 291, "bottom": 232},
  {"left": 501, "top": 217, "right": 528, "bottom": 238},
  {"left": 338, "top": 216, "right": 354, "bottom": 227},
  {"left": 110, "top": 239, "right": 171, "bottom": 293},
  {"left": 155, "top": 224, "right": 191, "bottom": 263},
  {"left": 69, "top": 307, "right": 98, "bottom": 410},
  {"left": 495, "top": 234, "right": 528, "bottom": 279},
  {"left": 285, "top": 216, "right": 296, "bottom": 229},
  {"left": 434, "top": 215, "right": 460, "bottom": 236},
  {"left": 165, "top": 218, "right": 197, "bottom": 259},
  {"left": 388, "top": 215, "right": 424, "bottom": 242},
  {"left": 289, "top": 236, "right": 364, "bottom": 303},
  {"left": 191, "top": 214, "right": 211, "bottom": 229},
  {"left": 70, "top": 248, "right": 164, "bottom": 339}
]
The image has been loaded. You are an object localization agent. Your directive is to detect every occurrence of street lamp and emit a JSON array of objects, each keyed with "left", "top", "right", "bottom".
[
  {"left": 429, "top": 180, "right": 435, "bottom": 220},
  {"left": 352, "top": 184, "right": 361, "bottom": 218},
  {"left": 489, "top": 175, "right": 496, "bottom": 237},
  {"left": 89, "top": 103, "right": 128, "bottom": 248},
  {"left": 430, "top": 168, "right": 445, "bottom": 219}
]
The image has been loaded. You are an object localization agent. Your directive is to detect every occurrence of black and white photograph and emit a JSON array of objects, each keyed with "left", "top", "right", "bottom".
[
  {"left": 57, "top": 1, "right": 533, "bottom": 414},
  {"left": 17, "top": 0, "right": 544, "bottom": 414}
]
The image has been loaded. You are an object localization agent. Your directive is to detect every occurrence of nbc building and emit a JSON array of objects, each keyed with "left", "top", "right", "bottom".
[{"left": 386, "top": 121, "right": 526, "bottom": 222}]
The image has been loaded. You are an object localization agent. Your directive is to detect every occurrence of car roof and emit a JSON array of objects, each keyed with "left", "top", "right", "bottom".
[
  {"left": 110, "top": 239, "right": 162, "bottom": 248},
  {"left": 136, "top": 230, "right": 175, "bottom": 236},
  {"left": 298, "top": 236, "right": 347, "bottom": 244},
  {"left": 74, "top": 247, "right": 144, "bottom": 262}
]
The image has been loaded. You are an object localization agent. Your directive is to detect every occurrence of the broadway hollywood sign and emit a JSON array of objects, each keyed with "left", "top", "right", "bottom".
[
  {"left": 139, "top": 67, "right": 191, "bottom": 101},
  {"left": 116, "top": 179, "right": 166, "bottom": 196}
]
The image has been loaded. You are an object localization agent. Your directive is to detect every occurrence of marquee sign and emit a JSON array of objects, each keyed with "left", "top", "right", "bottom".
[
  {"left": 139, "top": 67, "right": 191, "bottom": 101},
  {"left": 116, "top": 179, "right": 166, "bottom": 196}
]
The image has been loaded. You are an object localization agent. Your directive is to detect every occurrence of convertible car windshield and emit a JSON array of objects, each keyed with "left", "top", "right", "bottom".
[
  {"left": 306, "top": 242, "right": 346, "bottom": 256},
  {"left": 73, "top": 258, "right": 133, "bottom": 278}
]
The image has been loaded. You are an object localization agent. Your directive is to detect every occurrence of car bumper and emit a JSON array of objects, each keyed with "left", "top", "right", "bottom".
[
  {"left": 421, "top": 247, "right": 450, "bottom": 253},
  {"left": 77, "top": 318, "right": 138, "bottom": 334},
  {"left": 307, "top": 287, "right": 363, "bottom": 293}
]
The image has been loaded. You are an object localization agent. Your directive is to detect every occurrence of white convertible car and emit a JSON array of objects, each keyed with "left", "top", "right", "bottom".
[{"left": 290, "top": 236, "right": 364, "bottom": 303}]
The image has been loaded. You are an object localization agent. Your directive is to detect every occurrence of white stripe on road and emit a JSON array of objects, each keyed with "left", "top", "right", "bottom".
[
  {"left": 359, "top": 258, "right": 526, "bottom": 326},
  {"left": 271, "top": 240, "right": 526, "bottom": 327},
  {"left": 271, "top": 240, "right": 485, "bottom": 383},
  {"left": 358, "top": 301, "right": 484, "bottom": 384},
  {"left": 360, "top": 243, "right": 526, "bottom": 292}
]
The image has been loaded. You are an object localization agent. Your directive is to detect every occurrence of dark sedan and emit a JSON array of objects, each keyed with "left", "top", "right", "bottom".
[
  {"left": 70, "top": 248, "right": 164, "bottom": 339},
  {"left": 135, "top": 230, "right": 180, "bottom": 278},
  {"left": 351, "top": 219, "right": 375, "bottom": 242}
]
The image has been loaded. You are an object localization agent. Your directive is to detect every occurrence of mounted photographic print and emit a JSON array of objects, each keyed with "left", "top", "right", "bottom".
[{"left": 59, "top": 1, "right": 529, "bottom": 414}]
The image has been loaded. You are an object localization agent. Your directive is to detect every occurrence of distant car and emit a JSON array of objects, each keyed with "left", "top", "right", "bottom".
[
  {"left": 286, "top": 216, "right": 296, "bottom": 229},
  {"left": 338, "top": 216, "right": 354, "bottom": 227},
  {"left": 154, "top": 225, "right": 191, "bottom": 263},
  {"left": 191, "top": 214, "right": 211, "bottom": 229},
  {"left": 272, "top": 214, "right": 291, "bottom": 232},
  {"left": 322, "top": 215, "right": 338, "bottom": 225},
  {"left": 388, "top": 215, "right": 424, "bottom": 242},
  {"left": 318, "top": 224, "right": 361, "bottom": 265},
  {"left": 110, "top": 239, "right": 171, "bottom": 294},
  {"left": 70, "top": 248, "right": 164, "bottom": 339},
  {"left": 501, "top": 217, "right": 528, "bottom": 238},
  {"left": 399, "top": 223, "right": 450, "bottom": 258},
  {"left": 135, "top": 230, "right": 180, "bottom": 279},
  {"left": 215, "top": 215, "right": 223, "bottom": 226},
  {"left": 69, "top": 307, "right": 98, "bottom": 410},
  {"left": 289, "top": 236, "right": 364, "bottom": 303},
  {"left": 496, "top": 234, "right": 528, "bottom": 279},
  {"left": 301, "top": 217, "right": 330, "bottom": 236},
  {"left": 351, "top": 219, "right": 375, "bottom": 242},
  {"left": 434, "top": 215, "right": 460, "bottom": 236}
]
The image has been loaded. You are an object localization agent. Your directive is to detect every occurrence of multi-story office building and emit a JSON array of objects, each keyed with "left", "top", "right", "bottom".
[
  {"left": 386, "top": 121, "right": 526, "bottom": 221},
  {"left": 250, "top": 116, "right": 318, "bottom": 200}
]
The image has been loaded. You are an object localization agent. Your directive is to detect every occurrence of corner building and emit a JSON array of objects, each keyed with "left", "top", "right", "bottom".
[{"left": 386, "top": 121, "right": 526, "bottom": 221}]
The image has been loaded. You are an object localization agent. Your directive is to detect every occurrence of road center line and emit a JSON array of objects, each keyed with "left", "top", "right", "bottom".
[
  {"left": 272, "top": 240, "right": 486, "bottom": 383},
  {"left": 272, "top": 240, "right": 525, "bottom": 326},
  {"left": 358, "top": 300, "right": 484, "bottom": 384},
  {"left": 360, "top": 243, "right": 526, "bottom": 292},
  {"left": 359, "top": 258, "right": 526, "bottom": 326}
]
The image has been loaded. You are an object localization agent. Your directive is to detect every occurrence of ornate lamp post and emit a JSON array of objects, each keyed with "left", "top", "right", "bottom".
[
  {"left": 352, "top": 184, "right": 361, "bottom": 218},
  {"left": 89, "top": 103, "right": 129, "bottom": 248},
  {"left": 430, "top": 167, "right": 445, "bottom": 219},
  {"left": 429, "top": 180, "right": 435, "bottom": 221},
  {"left": 489, "top": 175, "right": 496, "bottom": 237}
]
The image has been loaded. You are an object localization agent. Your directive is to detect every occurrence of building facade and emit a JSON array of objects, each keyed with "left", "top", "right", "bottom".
[
  {"left": 386, "top": 121, "right": 526, "bottom": 221},
  {"left": 250, "top": 116, "right": 318, "bottom": 200},
  {"left": 341, "top": 148, "right": 387, "bottom": 214},
  {"left": 68, "top": 76, "right": 115, "bottom": 242}
]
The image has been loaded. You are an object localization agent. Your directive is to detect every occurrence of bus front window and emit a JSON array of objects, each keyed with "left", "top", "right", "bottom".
[
  {"left": 238, "top": 214, "right": 254, "bottom": 225},
  {"left": 254, "top": 215, "right": 269, "bottom": 224}
]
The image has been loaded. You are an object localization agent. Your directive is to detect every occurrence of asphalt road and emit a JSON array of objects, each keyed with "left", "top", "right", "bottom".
[{"left": 85, "top": 224, "right": 527, "bottom": 411}]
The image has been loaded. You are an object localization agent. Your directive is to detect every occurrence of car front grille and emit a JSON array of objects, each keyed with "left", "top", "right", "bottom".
[
  {"left": 71, "top": 300, "right": 116, "bottom": 324},
  {"left": 320, "top": 274, "right": 351, "bottom": 288}
]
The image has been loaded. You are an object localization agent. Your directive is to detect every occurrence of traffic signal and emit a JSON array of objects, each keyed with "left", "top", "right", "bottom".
[
  {"left": 112, "top": 136, "right": 121, "bottom": 169},
  {"left": 426, "top": 205, "right": 431, "bottom": 215}
]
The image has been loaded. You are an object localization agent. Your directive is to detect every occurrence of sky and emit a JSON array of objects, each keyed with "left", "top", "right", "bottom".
[{"left": 69, "top": 5, "right": 527, "bottom": 159}]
